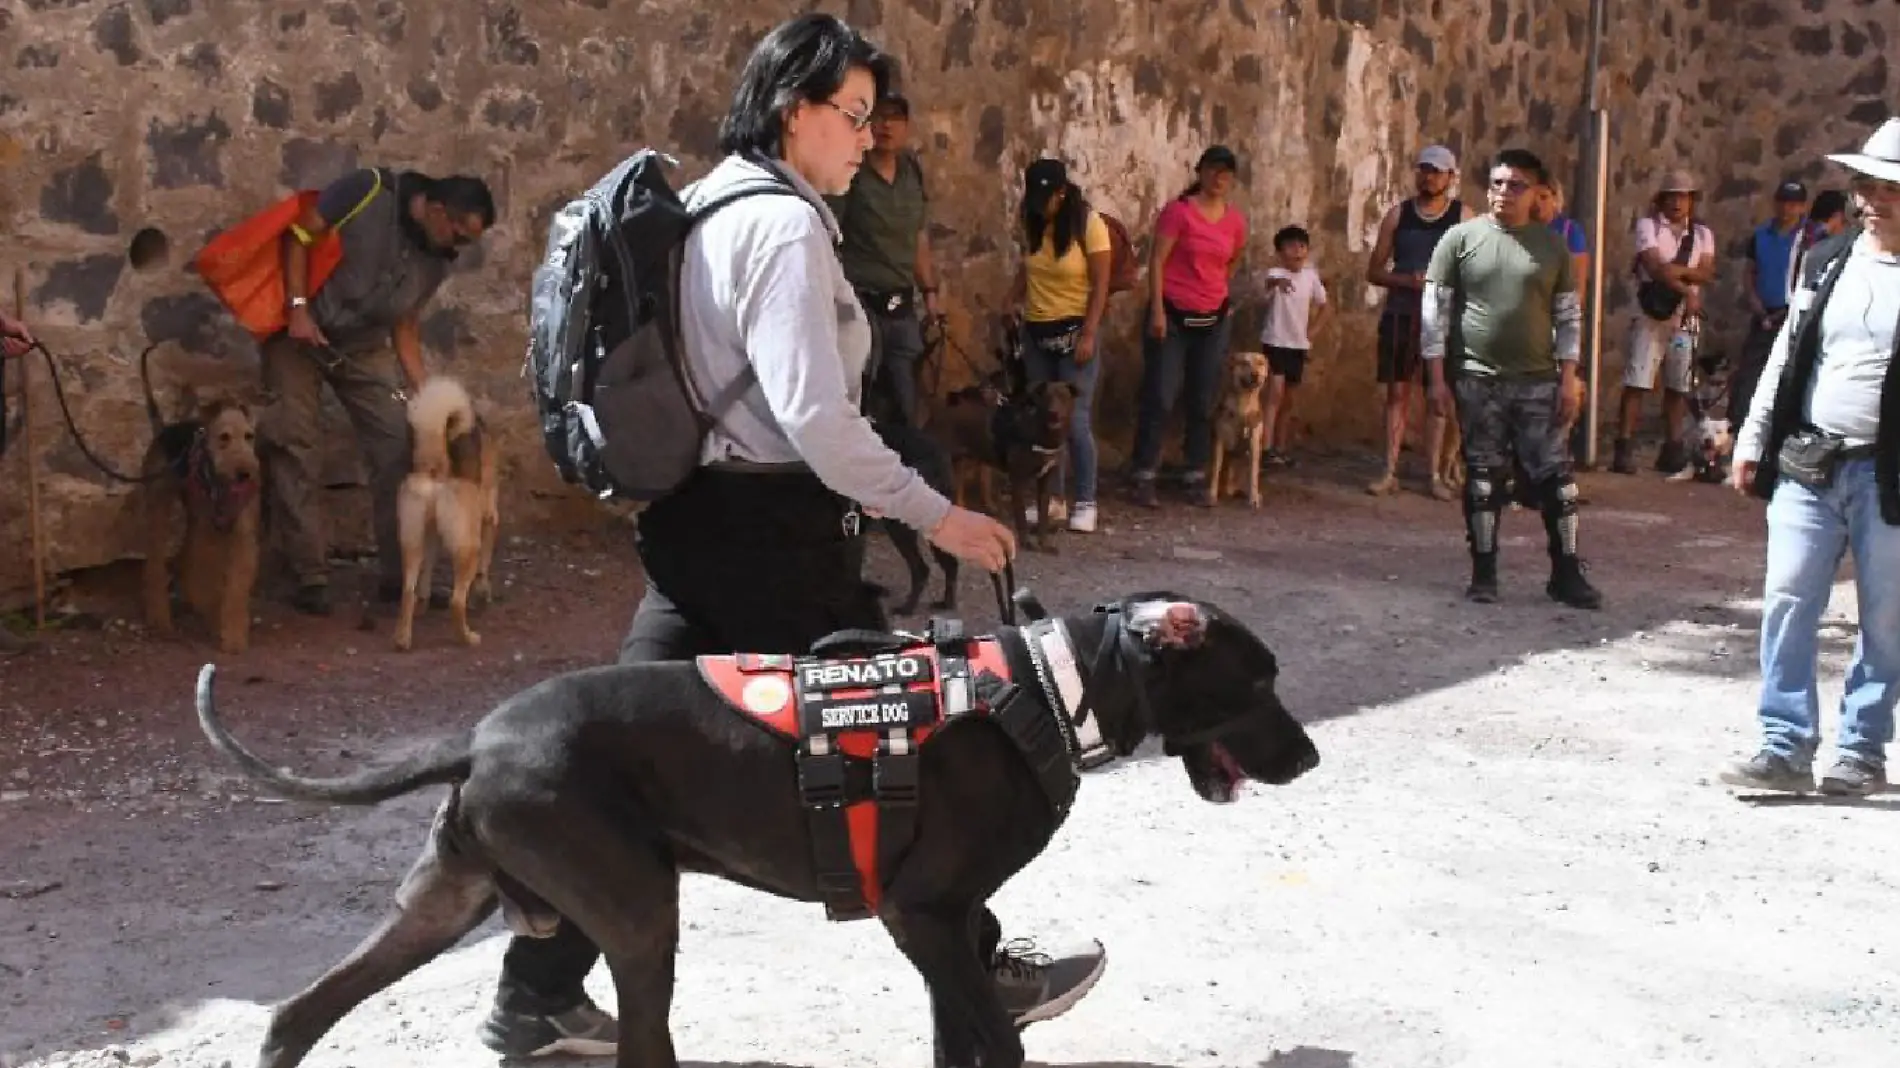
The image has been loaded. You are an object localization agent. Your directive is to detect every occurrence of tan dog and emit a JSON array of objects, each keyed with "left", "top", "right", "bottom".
[
  {"left": 1205, "top": 350, "right": 1271, "bottom": 508},
  {"left": 391, "top": 376, "right": 501, "bottom": 652},
  {"left": 140, "top": 396, "right": 263, "bottom": 654}
]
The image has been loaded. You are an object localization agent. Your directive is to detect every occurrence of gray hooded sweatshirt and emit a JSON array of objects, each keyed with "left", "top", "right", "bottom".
[{"left": 678, "top": 154, "right": 951, "bottom": 534}]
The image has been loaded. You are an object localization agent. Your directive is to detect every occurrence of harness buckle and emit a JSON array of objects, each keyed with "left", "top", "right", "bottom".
[
  {"left": 795, "top": 744, "right": 848, "bottom": 808},
  {"left": 873, "top": 736, "right": 920, "bottom": 806}
]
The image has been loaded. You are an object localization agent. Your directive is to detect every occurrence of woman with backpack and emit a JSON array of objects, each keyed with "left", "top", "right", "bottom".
[
  {"left": 1129, "top": 146, "right": 1249, "bottom": 508},
  {"left": 1006, "top": 157, "right": 1114, "bottom": 533},
  {"left": 479, "top": 14, "right": 1104, "bottom": 1059}
]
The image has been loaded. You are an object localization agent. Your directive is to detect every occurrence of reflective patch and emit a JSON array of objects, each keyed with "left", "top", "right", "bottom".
[{"left": 742, "top": 675, "right": 791, "bottom": 714}]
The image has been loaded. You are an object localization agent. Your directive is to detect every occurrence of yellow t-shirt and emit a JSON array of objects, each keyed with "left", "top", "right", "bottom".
[{"left": 1025, "top": 211, "right": 1112, "bottom": 322}]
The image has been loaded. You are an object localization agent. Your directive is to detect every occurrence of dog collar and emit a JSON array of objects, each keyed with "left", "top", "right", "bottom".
[{"left": 1022, "top": 617, "right": 1112, "bottom": 769}]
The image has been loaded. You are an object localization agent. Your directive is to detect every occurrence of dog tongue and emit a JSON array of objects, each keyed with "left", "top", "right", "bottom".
[{"left": 1212, "top": 743, "right": 1246, "bottom": 788}]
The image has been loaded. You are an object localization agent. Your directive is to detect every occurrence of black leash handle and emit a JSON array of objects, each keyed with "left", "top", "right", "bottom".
[{"left": 991, "top": 560, "right": 1017, "bottom": 625}]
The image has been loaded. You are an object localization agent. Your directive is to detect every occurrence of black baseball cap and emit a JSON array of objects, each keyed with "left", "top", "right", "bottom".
[
  {"left": 875, "top": 93, "right": 910, "bottom": 118},
  {"left": 1025, "top": 157, "right": 1067, "bottom": 193},
  {"left": 1197, "top": 145, "right": 1239, "bottom": 171},
  {"left": 1775, "top": 180, "right": 1809, "bottom": 202}
]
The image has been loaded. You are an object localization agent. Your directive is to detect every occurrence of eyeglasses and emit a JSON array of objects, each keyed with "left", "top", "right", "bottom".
[{"left": 823, "top": 100, "right": 874, "bottom": 131}]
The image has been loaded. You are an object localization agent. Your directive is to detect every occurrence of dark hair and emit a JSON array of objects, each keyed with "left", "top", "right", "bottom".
[
  {"left": 1273, "top": 225, "right": 1310, "bottom": 250},
  {"left": 1021, "top": 180, "right": 1090, "bottom": 259},
  {"left": 719, "top": 13, "right": 892, "bottom": 159},
  {"left": 418, "top": 175, "right": 497, "bottom": 227},
  {"left": 1491, "top": 148, "right": 1549, "bottom": 185},
  {"left": 1811, "top": 189, "right": 1850, "bottom": 221},
  {"left": 1178, "top": 144, "right": 1240, "bottom": 201}
]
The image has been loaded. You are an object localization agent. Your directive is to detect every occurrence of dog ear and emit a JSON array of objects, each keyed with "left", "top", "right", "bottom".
[{"left": 1127, "top": 600, "right": 1208, "bottom": 650}]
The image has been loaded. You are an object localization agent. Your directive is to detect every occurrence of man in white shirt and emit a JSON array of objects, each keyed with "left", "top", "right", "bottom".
[
  {"left": 1610, "top": 170, "right": 1716, "bottom": 475},
  {"left": 1720, "top": 118, "right": 1900, "bottom": 798}
]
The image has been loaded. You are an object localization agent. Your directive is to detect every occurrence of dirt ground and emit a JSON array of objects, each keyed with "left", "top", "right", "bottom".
[{"left": 3, "top": 452, "right": 1894, "bottom": 1068}]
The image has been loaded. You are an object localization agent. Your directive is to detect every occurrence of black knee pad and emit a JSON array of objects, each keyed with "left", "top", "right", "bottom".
[
  {"left": 1464, "top": 466, "right": 1510, "bottom": 513},
  {"left": 1536, "top": 474, "right": 1579, "bottom": 516}
]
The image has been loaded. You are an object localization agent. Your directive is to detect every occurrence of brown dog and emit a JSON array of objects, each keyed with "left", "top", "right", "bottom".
[
  {"left": 930, "top": 373, "right": 1013, "bottom": 515},
  {"left": 140, "top": 396, "right": 263, "bottom": 654},
  {"left": 934, "top": 378, "right": 1076, "bottom": 551},
  {"left": 1205, "top": 350, "right": 1271, "bottom": 508},
  {"left": 391, "top": 376, "right": 501, "bottom": 652}
]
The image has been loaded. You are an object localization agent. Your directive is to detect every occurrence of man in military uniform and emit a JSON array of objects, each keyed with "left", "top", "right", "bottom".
[
  {"left": 1422, "top": 148, "right": 1602, "bottom": 609},
  {"left": 825, "top": 93, "right": 942, "bottom": 424}
]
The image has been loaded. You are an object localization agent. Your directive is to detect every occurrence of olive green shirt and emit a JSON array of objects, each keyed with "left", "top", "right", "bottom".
[
  {"left": 824, "top": 152, "right": 928, "bottom": 295},
  {"left": 1424, "top": 216, "right": 1577, "bottom": 378}
]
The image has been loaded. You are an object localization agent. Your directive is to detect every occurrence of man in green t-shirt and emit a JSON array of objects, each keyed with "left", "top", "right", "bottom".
[
  {"left": 824, "top": 93, "right": 943, "bottom": 426},
  {"left": 1422, "top": 147, "right": 1601, "bottom": 609}
]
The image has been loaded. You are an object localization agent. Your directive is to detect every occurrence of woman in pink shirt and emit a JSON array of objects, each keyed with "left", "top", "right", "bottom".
[{"left": 1129, "top": 145, "right": 1248, "bottom": 507}]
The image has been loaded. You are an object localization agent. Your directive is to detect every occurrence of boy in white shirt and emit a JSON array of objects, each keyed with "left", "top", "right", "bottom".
[{"left": 1258, "top": 225, "right": 1331, "bottom": 465}]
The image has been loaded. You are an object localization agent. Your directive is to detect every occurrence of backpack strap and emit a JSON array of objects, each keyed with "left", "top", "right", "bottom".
[
  {"left": 680, "top": 181, "right": 810, "bottom": 422},
  {"left": 288, "top": 167, "right": 384, "bottom": 247}
]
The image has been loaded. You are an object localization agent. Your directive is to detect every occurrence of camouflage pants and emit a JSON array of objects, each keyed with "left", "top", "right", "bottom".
[{"left": 1454, "top": 374, "right": 1579, "bottom": 558}]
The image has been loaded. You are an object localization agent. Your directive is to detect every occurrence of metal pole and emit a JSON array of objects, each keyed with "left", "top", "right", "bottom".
[{"left": 1586, "top": 106, "right": 1611, "bottom": 468}]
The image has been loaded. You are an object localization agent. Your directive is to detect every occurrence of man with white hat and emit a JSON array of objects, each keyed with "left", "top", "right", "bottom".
[
  {"left": 1722, "top": 116, "right": 1900, "bottom": 797},
  {"left": 1611, "top": 169, "right": 1716, "bottom": 475}
]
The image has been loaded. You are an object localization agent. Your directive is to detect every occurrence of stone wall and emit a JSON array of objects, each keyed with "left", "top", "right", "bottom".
[{"left": 1, "top": 0, "right": 1894, "bottom": 607}]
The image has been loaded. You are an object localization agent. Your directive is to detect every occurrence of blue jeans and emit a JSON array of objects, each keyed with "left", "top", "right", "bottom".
[
  {"left": 1130, "top": 313, "right": 1230, "bottom": 478},
  {"left": 1020, "top": 340, "right": 1100, "bottom": 505},
  {"left": 1757, "top": 458, "right": 1900, "bottom": 766}
]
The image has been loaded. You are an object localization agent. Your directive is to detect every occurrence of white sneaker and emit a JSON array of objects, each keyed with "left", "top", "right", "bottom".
[
  {"left": 1024, "top": 500, "right": 1069, "bottom": 524},
  {"left": 1067, "top": 502, "right": 1098, "bottom": 532}
]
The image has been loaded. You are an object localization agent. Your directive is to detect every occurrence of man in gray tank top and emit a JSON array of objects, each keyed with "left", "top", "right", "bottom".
[
  {"left": 1365, "top": 144, "right": 1473, "bottom": 498},
  {"left": 266, "top": 167, "right": 495, "bottom": 616}
]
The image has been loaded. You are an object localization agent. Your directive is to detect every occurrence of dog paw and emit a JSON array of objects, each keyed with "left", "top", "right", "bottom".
[
  {"left": 1247, "top": 494, "right": 1262, "bottom": 510},
  {"left": 460, "top": 629, "right": 481, "bottom": 647},
  {"left": 392, "top": 631, "right": 413, "bottom": 652},
  {"left": 218, "top": 638, "right": 248, "bottom": 655}
]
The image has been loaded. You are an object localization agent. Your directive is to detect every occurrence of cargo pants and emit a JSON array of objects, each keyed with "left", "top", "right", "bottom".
[{"left": 257, "top": 333, "right": 412, "bottom": 593}]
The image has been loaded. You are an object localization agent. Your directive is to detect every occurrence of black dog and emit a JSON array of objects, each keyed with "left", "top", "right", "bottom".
[
  {"left": 865, "top": 388, "right": 962, "bottom": 616},
  {"left": 194, "top": 591, "right": 1320, "bottom": 1068},
  {"left": 993, "top": 380, "right": 1078, "bottom": 553}
]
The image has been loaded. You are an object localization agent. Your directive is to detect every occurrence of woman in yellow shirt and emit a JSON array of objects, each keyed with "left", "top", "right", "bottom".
[{"left": 1007, "top": 157, "right": 1113, "bottom": 533}]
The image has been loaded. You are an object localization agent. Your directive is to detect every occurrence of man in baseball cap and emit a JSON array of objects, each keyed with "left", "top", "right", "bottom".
[{"left": 1733, "top": 179, "right": 1815, "bottom": 423}]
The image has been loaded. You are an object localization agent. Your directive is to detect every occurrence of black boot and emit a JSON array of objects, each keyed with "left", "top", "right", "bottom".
[
  {"left": 1465, "top": 552, "right": 1499, "bottom": 603},
  {"left": 1540, "top": 476, "right": 1602, "bottom": 609},
  {"left": 1655, "top": 439, "right": 1688, "bottom": 475},
  {"left": 1546, "top": 555, "right": 1602, "bottom": 609},
  {"left": 1610, "top": 437, "right": 1636, "bottom": 474}
]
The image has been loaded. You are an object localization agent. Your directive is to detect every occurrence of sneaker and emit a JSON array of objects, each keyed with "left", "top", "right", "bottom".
[
  {"left": 1366, "top": 471, "right": 1399, "bottom": 496},
  {"left": 1023, "top": 500, "right": 1068, "bottom": 525},
  {"left": 1264, "top": 448, "right": 1293, "bottom": 468},
  {"left": 1068, "top": 502, "right": 1098, "bottom": 533},
  {"left": 1430, "top": 476, "right": 1455, "bottom": 501},
  {"left": 1717, "top": 749, "right": 1815, "bottom": 794},
  {"left": 1131, "top": 479, "right": 1159, "bottom": 509},
  {"left": 1546, "top": 557, "right": 1602, "bottom": 610},
  {"left": 1819, "top": 755, "right": 1888, "bottom": 797},
  {"left": 989, "top": 937, "right": 1108, "bottom": 1027},
  {"left": 478, "top": 999, "right": 619, "bottom": 1058}
]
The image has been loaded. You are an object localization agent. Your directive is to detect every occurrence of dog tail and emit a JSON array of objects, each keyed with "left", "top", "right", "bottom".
[
  {"left": 195, "top": 664, "right": 472, "bottom": 805},
  {"left": 406, "top": 376, "right": 477, "bottom": 477}
]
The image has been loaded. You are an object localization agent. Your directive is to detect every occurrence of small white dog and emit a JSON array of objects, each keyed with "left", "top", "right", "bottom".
[{"left": 1667, "top": 416, "right": 1733, "bottom": 483}]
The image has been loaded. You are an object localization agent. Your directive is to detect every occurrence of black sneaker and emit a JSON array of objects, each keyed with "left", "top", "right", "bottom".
[
  {"left": 1546, "top": 557, "right": 1602, "bottom": 609},
  {"left": 1819, "top": 755, "right": 1888, "bottom": 797},
  {"left": 1718, "top": 749, "right": 1816, "bottom": 794},
  {"left": 1465, "top": 554, "right": 1499, "bottom": 604},
  {"left": 1131, "top": 479, "right": 1159, "bottom": 509},
  {"left": 478, "top": 999, "right": 619, "bottom": 1058},
  {"left": 292, "top": 583, "right": 332, "bottom": 617},
  {"left": 989, "top": 937, "right": 1107, "bottom": 1027}
]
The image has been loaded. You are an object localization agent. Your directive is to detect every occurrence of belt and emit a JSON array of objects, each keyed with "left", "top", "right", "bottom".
[
  {"left": 1840, "top": 443, "right": 1879, "bottom": 462},
  {"left": 705, "top": 459, "right": 813, "bottom": 474}
]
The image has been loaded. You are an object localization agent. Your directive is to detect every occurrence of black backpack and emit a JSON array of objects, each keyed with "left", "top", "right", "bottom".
[{"left": 524, "top": 150, "right": 799, "bottom": 502}]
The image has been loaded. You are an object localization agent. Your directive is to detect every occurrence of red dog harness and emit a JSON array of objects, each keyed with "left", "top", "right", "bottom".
[{"left": 697, "top": 619, "right": 1090, "bottom": 922}]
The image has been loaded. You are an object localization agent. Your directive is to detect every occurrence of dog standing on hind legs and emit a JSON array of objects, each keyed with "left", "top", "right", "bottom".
[
  {"left": 391, "top": 376, "right": 500, "bottom": 651},
  {"left": 140, "top": 394, "right": 263, "bottom": 655}
]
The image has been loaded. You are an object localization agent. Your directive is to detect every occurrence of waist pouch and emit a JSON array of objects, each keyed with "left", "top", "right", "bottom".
[
  {"left": 1023, "top": 317, "right": 1084, "bottom": 358},
  {"left": 1165, "top": 298, "right": 1228, "bottom": 333},
  {"left": 858, "top": 288, "right": 915, "bottom": 317},
  {"left": 1777, "top": 428, "right": 1876, "bottom": 492}
]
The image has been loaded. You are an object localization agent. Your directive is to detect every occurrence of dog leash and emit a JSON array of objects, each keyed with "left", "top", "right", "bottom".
[
  {"left": 991, "top": 560, "right": 1017, "bottom": 626},
  {"left": 7, "top": 340, "right": 166, "bottom": 483}
]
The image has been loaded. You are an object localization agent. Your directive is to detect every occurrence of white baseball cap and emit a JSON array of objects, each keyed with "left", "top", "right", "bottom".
[{"left": 1416, "top": 145, "right": 1457, "bottom": 172}]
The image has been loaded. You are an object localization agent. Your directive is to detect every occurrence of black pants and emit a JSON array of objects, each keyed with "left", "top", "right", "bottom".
[{"left": 493, "top": 468, "right": 1003, "bottom": 1014}]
